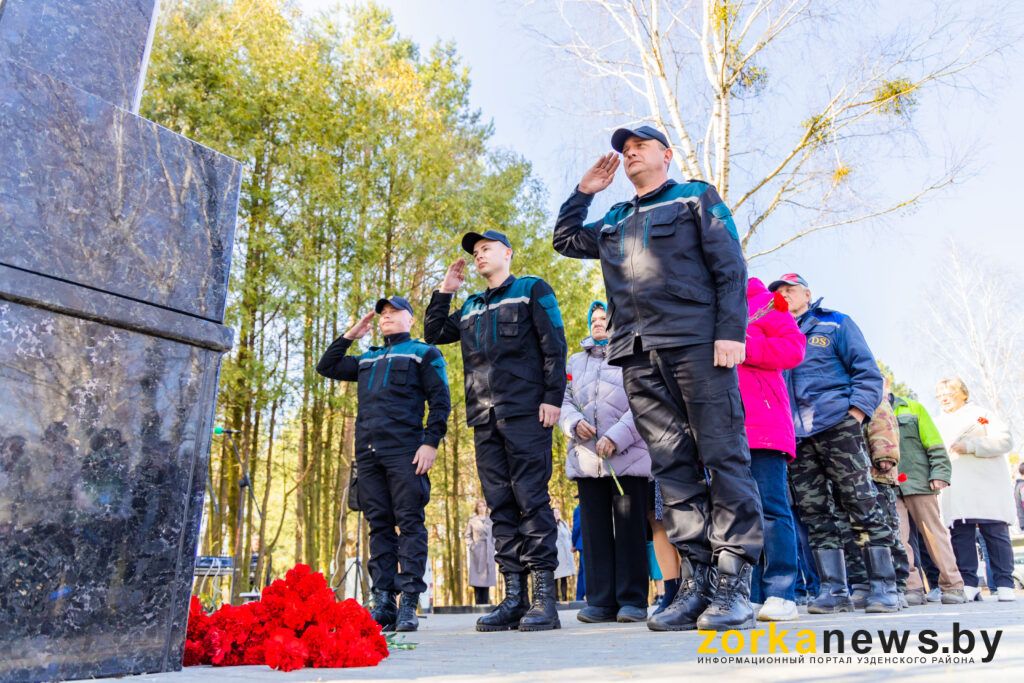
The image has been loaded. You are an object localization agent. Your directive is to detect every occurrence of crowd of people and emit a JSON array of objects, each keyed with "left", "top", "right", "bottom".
[{"left": 316, "top": 124, "right": 1020, "bottom": 635}]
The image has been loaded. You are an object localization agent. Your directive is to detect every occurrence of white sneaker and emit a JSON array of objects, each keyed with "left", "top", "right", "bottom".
[
  {"left": 757, "top": 597, "right": 798, "bottom": 622},
  {"left": 997, "top": 587, "right": 1016, "bottom": 602},
  {"left": 964, "top": 586, "right": 984, "bottom": 602},
  {"left": 926, "top": 587, "right": 942, "bottom": 602}
]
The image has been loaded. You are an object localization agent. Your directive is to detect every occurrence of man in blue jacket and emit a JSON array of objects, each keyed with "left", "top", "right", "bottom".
[
  {"left": 316, "top": 296, "right": 451, "bottom": 633},
  {"left": 425, "top": 230, "right": 568, "bottom": 632},
  {"left": 770, "top": 273, "right": 898, "bottom": 614},
  {"left": 553, "top": 126, "right": 763, "bottom": 632}
]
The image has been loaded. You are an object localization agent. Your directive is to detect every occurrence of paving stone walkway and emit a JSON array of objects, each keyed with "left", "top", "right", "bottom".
[{"left": 90, "top": 593, "right": 1024, "bottom": 682}]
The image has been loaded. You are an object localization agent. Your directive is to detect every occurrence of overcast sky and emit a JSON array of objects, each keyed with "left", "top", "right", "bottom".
[{"left": 302, "top": 0, "right": 1023, "bottom": 415}]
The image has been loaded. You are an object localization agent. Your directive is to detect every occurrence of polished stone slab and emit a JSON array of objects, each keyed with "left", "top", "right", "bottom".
[
  {"left": 0, "top": 0, "right": 159, "bottom": 111},
  {"left": 0, "top": 58, "right": 241, "bottom": 323},
  {"left": 0, "top": 264, "right": 234, "bottom": 352},
  {"left": 0, "top": 298, "right": 221, "bottom": 682}
]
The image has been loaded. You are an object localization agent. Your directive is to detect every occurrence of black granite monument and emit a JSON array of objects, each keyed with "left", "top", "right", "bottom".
[{"left": 0, "top": 1, "right": 241, "bottom": 680}]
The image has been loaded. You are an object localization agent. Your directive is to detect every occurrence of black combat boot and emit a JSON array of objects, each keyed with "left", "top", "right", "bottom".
[
  {"left": 476, "top": 571, "right": 530, "bottom": 632},
  {"left": 864, "top": 546, "right": 900, "bottom": 613},
  {"left": 696, "top": 553, "right": 755, "bottom": 631},
  {"left": 369, "top": 588, "right": 398, "bottom": 631},
  {"left": 519, "top": 570, "right": 561, "bottom": 631},
  {"left": 395, "top": 591, "right": 421, "bottom": 632},
  {"left": 647, "top": 557, "right": 713, "bottom": 631},
  {"left": 850, "top": 584, "right": 870, "bottom": 609},
  {"left": 808, "top": 549, "right": 854, "bottom": 614}
]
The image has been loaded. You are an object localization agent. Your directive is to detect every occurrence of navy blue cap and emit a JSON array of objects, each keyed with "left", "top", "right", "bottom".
[
  {"left": 611, "top": 125, "right": 669, "bottom": 153},
  {"left": 462, "top": 229, "right": 512, "bottom": 254},
  {"left": 375, "top": 295, "right": 414, "bottom": 315},
  {"left": 767, "top": 273, "right": 810, "bottom": 292}
]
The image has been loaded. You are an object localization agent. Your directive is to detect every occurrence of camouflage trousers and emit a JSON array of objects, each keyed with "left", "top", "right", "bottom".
[
  {"left": 837, "top": 482, "right": 911, "bottom": 591},
  {"left": 789, "top": 415, "right": 896, "bottom": 564}
]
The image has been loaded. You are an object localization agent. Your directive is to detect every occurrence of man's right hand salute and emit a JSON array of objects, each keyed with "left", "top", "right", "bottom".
[
  {"left": 440, "top": 258, "right": 466, "bottom": 294},
  {"left": 344, "top": 310, "right": 376, "bottom": 340},
  {"left": 578, "top": 152, "right": 620, "bottom": 195}
]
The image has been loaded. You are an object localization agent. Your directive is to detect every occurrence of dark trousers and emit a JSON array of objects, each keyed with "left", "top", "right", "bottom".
[
  {"left": 473, "top": 586, "right": 490, "bottom": 605},
  {"left": 749, "top": 451, "right": 798, "bottom": 602},
  {"left": 577, "top": 475, "right": 649, "bottom": 609},
  {"left": 357, "top": 449, "right": 430, "bottom": 593},
  {"left": 474, "top": 412, "right": 558, "bottom": 573},
  {"left": 949, "top": 520, "right": 1015, "bottom": 589},
  {"left": 557, "top": 577, "right": 569, "bottom": 601},
  {"left": 621, "top": 343, "right": 763, "bottom": 566}
]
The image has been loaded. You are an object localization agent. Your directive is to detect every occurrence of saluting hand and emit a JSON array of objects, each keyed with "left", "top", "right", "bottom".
[
  {"left": 579, "top": 153, "right": 620, "bottom": 195},
  {"left": 413, "top": 444, "right": 438, "bottom": 475},
  {"left": 440, "top": 258, "right": 466, "bottom": 294},
  {"left": 713, "top": 339, "right": 746, "bottom": 368},
  {"left": 343, "top": 310, "right": 376, "bottom": 341}
]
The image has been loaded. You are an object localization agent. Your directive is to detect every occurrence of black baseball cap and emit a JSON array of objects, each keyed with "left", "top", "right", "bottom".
[
  {"left": 767, "top": 273, "right": 810, "bottom": 292},
  {"left": 462, "top": 229, "right": 512, "bottom": 254},
  {"left": 611, "top": 125, "right": 670, "bottom": 153},
  {"left": 375, "top": 295, "right": 414, "bottom": 315}
]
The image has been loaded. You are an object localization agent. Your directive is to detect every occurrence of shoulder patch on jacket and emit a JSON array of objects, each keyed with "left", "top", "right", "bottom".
[{"left": 709, "top": 202, "right": 739, "bottom": 240}]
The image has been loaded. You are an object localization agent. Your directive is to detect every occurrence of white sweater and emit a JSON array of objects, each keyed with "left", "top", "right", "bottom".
[{"left": 934, "top": 403, "right": 1016, "bottom": 526}]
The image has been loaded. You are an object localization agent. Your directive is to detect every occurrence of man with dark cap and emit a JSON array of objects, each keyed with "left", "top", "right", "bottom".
[
  {"left": 770, "top": 273, "right": 898, "bottom": 614},
  {"left": 553, "top": 125, "right": 763, "bottom": 632},
  {"left": 316, "top": 295, "right": 451, "bottom": 633},
  {"left": 425, "top": 230, "right": 568, "bottom": 632}
]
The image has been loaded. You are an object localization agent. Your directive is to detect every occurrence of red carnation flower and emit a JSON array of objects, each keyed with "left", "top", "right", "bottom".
[
  {"left": 566, "top": 373, "right": 573, "bottom": 382},
  {"left": 264, "top": 628, "right": 309, "bottom": 672},
  {"left": 898, "top": 473, "right": 908, "bottom": 483},
  {"left": 978, "top": 416, "right": 989, "bottom": 425},
  {"left": 772, "top": 291, "right": 788, "bottom": 312}
]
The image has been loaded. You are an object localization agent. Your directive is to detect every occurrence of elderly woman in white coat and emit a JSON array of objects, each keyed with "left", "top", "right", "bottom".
[
  {"left": 561, "top": 301, "right": 652, "bottom": 624},
  {"left": 933, "top": 377, "right": 1017, "bottom": 602}
]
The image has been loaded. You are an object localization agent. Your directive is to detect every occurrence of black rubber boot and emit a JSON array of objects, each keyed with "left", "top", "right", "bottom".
[
  {"left": 850, "top": 584, "right": 869, "bottom": 610},
  {"left": 476, "top": 572, "right": 530, "bottom": 632},
  {"left": 647, "top": 557, "right": 712, "bottom": 631},
  {"left": 864, "top": 546, "right": 900, "bottom": 613},
  {"left": 369, "top": 588, "right": 398, "bottom": 632},
  {"left": 808, "top": 549, "right": 855, "bottom": 614},
  {"left": 519, "top": 570, "right": 561, "bottom": 631},
  {"left": 652, "top": 578, "right": 680, "bottom": 616},
  {"left": 696, "top": 553, "right": 755, "bottom": 631},
  {"left": 395, "top": 591, "right": 420, "bottom": 632}
]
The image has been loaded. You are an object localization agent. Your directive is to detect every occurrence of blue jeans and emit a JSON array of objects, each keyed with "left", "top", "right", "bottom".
[
  {"left": 792, "top": 505, "right": 819, "bottom": 599},
  {"left": 750, "top": 450, "right": 799, "bottom": 602}
]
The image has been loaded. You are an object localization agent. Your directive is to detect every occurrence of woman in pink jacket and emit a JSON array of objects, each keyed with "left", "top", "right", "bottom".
[{"left": 739, "top": 278, "right": 806, "bottom": 621}]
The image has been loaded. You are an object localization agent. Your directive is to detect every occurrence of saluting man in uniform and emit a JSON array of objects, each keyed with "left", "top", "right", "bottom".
[
  {"left": 316, "top": 295, "right": 451, "bottom": 633},
  {"left": 425, "top": 230, "right": 568, "bottom": 633},
  {"left": 553, "top": 126, "right": 763, "bottom": 632}
]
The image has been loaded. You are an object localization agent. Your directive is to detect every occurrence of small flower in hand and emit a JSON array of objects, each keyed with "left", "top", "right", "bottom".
[{"left": 772, "top": 291, "right": 789, "bottom": 312}]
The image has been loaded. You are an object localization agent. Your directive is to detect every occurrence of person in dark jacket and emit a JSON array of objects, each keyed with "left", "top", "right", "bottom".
[
  {"left": 425, "top": 230, "right": 568, "bottom": 632},
  {"left": 553, "top": 125, "right": 763, "bottom": 632},
  {"left": 316, "top": 295, "right": 450, "bottom": 633},
  {"left": 771, "top": 273, "right": 897, "bottom": 614}
]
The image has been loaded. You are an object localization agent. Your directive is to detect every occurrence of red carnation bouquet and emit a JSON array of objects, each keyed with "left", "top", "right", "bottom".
[{"left": 184, "top": 564, "right": 389, "bottom": 671}]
